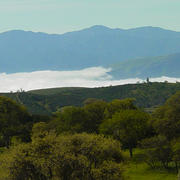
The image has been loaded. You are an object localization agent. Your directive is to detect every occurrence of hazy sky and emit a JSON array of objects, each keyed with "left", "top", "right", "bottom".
[{"left": 0, "top": 0, "right": 180, "bottom": 34}]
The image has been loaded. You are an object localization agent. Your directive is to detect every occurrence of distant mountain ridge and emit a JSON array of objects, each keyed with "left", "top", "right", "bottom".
[{"left": 1, "top": 25, "right": 180, "bottom": 74}]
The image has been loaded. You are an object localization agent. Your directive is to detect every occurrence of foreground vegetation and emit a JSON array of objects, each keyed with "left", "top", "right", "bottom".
[{"left": 0, "top": 85, "right": 180, "bottom": 179}]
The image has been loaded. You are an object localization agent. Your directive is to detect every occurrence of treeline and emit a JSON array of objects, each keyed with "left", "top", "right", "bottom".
[
  {"left": 1, "top": 82, "right": 180, "bottom": 114},
  {"left": 0, "top": 90, "right": 180, "bottom": 179}
]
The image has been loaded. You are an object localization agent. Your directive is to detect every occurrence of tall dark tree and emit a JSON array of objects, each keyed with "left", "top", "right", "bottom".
[
  {"left": 153, "top": 91, "right": 180, "bottom": 140},
  {"left": 0, "top": 96, "right": 31, "bottom": 147},
  {"left": 100, "top": 109, "right": 150, "bottom": 157}
]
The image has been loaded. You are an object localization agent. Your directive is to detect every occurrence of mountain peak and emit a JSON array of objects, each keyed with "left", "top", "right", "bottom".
[
  {"left": 82, "top": 25, "right": 115, "bottom": 33},
  {"left": 130, "top": 26, "right": 180, "bottom": 33},
  {"left": 1, "top": 29, "right": 49, "bottom": 36},
  {"left": 89, "top": 25, "right": 111, "bottom": 30}
]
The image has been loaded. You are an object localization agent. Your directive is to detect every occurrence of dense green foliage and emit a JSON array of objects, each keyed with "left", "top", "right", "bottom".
[
  {"left": 1, "top": 82, "right": 180, "bottom": 114},
  {"left": 49, "top": 99, "right": 136, "bottom": 135},
  {"left": 100, "top": 109, "right": 150, "bottom": 157},
  {"left": 0, "top": 133, "right": 125, "bottom": 180},
  {"left": 139, "top": 91, "right": 180, "bottom": 171},
  {"left": 0, "top": 96, "right": 51, "bottom": 148},
  {"left": 153, "top": 91, "right": 180, "bottom": 140},
  {"left": 0, "top": 96, "right": 32, "bottom": 147}
]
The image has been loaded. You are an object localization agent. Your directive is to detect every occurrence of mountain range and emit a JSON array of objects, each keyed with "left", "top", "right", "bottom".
[{"left": 0, "top": 25, "right": 180, "bottom": 78}]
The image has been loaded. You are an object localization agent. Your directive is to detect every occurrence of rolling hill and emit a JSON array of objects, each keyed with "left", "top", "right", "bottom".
[
  {"left": 1, "top": 82, "right": 180, "bottom": 114},
  {"left": 109, "top": 53, "right": 180, "bottom": 79}
]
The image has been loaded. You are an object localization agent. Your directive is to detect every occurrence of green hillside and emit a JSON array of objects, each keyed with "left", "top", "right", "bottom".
[
  {"left": 110, "top": 53, "right": 180, "bottom": 78},
  {"left": 1, "top": 82, "right": 180, "bottom": 115}
]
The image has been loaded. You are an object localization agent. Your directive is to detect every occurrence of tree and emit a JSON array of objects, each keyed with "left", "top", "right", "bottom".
[
  {"left": 51, "top": 106, "right": 90, "bottom": 134},
  {"left": 104, "top": 98, "right": 137, "bottom": 119},
  {"left": 51, "top": 101, "right": 107, "bottom": 134},
  {"left": 140, "top": 136, "right": 173, "bottom": 169},
  {"left": 0, "top": 133, "right": 125, "bottom": 180},
  {"left": 31, "top": 122, "right": 49, "bottom": 140},
  {"left": 171, "top": 138, "right": 180, "bottom": 172},
  {"left": 100, "top": 109, "right": 149, "bottom": 158},
  {"left": 83, "top": 100, "right": 107, "bottom": 133},
  {"left": 0, "top": 96, "right": 31, "bottom": 147},
  {"left": 153, "top": 91, "right": 180, "bottom": 140},
  {"left": 146, "top": 77, "right": 150, "bottom": 83}
]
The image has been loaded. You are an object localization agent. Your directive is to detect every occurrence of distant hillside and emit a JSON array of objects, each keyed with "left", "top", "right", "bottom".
[
  {"left": 1, "top": 82, "right": 180, "bottom": 114},
  {"left": 1, "top": 26, "right": 180, "bottom": 73},
  {"left": 109, "top": 53, "right": 180, "bottom": 79}
]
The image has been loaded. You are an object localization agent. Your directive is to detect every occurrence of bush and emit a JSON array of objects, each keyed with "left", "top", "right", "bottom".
[{"left": 0, "top": 133, "right": 125, "bottom": 180}]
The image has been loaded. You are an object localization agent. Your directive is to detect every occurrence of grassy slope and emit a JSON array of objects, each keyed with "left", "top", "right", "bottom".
[
  {"left": 126, "top": 163, "right": 176, "bottom": 180},
  {"left": 124, "top": 149, "right": 177, "bottom": 180},
  {"left": 110, "top": 53, "right": 180, "bottom": 78}
]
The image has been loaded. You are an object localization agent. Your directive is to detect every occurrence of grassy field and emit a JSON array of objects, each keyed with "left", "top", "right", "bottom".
[
  {"left": 125, "top": 163, "right": 177, "bottom": 180},
  {"left": 124, "top": 149, "right": 177, "bottom": 180}
]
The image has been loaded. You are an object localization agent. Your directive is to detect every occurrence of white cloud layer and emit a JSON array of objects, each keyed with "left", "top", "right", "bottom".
[{"left": 0, "top": 67, "right": 180, "bottom": 92}]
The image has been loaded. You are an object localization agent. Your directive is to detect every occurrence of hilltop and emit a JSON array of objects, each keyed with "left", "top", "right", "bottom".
[{"left": 1, "top": 82, "right": 180, "bottom": 114}]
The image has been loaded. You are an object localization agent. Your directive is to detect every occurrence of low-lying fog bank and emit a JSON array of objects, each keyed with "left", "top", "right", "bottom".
[{"left": 1, "top": 67, "right": 180, "bottom": 92}]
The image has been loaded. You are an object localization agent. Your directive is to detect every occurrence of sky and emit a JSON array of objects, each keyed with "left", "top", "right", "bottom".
[
  {"left": 1, "top": 67, "right": 180, "bottom": 92},
  {"left": 0, "top": 0, "right": 180, "bottom": 34}
]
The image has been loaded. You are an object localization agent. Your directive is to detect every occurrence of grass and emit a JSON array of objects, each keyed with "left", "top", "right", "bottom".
[
  {"left": 124, "top": 149, "right": 177, "bottom": 180},
  {"left": 125, "top": 162, "right": 177, "bottom": 180}
]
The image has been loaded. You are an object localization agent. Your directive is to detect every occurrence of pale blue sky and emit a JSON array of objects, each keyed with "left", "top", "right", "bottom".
[{"left": 0, "top": 0, "right": 180, "bottom": 34}]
